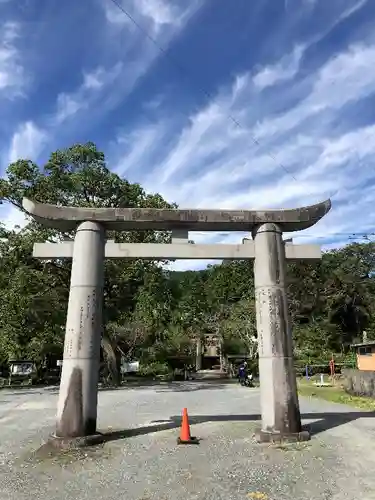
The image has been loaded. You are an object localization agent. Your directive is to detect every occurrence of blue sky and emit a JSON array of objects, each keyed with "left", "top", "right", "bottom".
[{"left": 0, "top": 0, "right": 374, "bottom": 270}]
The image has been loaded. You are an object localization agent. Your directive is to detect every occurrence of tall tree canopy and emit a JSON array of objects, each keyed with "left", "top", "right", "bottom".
[{"left": 0, "top": 143, "right": 173, "bottom": 374}]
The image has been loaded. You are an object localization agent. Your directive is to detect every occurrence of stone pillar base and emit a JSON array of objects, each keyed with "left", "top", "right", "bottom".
[
  {"left": 47, "top": 433, "right": 105, "bottom": 450},
  {"left": 255, "top": 428, "right": 310, "bottom": 444}
]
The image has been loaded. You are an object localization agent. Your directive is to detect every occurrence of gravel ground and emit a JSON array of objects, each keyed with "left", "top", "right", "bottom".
[{"left": 0, "top": 381, "right": 375, "bottom": 499}]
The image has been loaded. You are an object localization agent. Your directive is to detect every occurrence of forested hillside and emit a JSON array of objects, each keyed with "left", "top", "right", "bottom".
[{"left": 0, "top": 143, "right": 374, "bottom": 381}]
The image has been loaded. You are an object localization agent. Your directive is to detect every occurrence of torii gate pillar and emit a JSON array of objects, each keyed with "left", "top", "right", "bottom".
[
  {"left": 253, "top": 223, "right": 307, "bottom": 443},
  {"left": 56, "top": 221, "right": 105, "bottom": 440}
]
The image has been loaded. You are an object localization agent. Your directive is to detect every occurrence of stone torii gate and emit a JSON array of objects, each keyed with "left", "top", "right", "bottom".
[{"left": 23, "top": 197, "right": 331, "bottom": 445}]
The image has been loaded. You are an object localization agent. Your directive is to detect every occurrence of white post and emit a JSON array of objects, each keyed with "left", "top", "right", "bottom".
[
  {"left": 55, "top": 221, "right": 105, "bottom": 439},
  {"left": 253, "top": 223, "right": 308, "bottom": 442}
]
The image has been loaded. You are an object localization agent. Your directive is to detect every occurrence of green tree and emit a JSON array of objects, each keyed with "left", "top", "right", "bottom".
[
  {"left": 0, "top": 142, "right": 173, "bottom": 382},
  {"left": 223, "top": 298, "right": 257, "bottom": 358}
]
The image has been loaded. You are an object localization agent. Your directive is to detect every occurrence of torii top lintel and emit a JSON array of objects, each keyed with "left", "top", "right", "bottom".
[{"left": 22, "top": 198, "right": 331, "bottom": 232}]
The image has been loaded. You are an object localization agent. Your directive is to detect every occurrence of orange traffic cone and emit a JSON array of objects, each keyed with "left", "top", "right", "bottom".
[{"left": 177, "top": 408, "right": 199, "bottom": 445}]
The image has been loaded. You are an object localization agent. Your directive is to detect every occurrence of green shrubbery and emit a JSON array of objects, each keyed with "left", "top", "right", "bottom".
[{"left": 138, "top": 361, "right": 172, "bottom": 378}]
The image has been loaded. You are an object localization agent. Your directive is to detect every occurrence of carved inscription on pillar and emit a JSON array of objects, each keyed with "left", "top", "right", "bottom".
[
  {"left": 269, "top": 288, "right": 289, "bottom": 358},
  {"left": 76, "top": 292, "right": 100, "bottom": 358},
  {"left": 256, "top": 287, "right": 289, "bottom": 358},
  {"left": 64, "top": 335, "right": 74, "bottom": 358},
  {"left": 90, "top": 290, "right": 97, "bottom": 326},
  {"left": 78, "top": 305, "right": 84, "bottom": 352},
  {"left": 269, "top": 291, "right": 279, "bottom": 357},
  {"left": 255, "top": 289, "right": 264, "bottom": 357}
]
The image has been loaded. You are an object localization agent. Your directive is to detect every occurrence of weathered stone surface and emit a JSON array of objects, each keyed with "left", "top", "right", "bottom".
[
  {"left": 56, "top": 221, "right": 105, "bottom": 439},
  {"left": 47, "top": 432, "right": 105, "bottom": 450},
  {"left": 255, "top": 428, "right": 311, "bottom": 444},
  {"left": 253, "top": 223, "right": 302, "bottom": 436},
  {"left": 23, "top": 197, "right": 331, "bottom": 232},
  {"left": 32, "top": 241, "right": 322, "bottom": 260},
  {"left": 342, "top": 368, "right": 375, "bottom": 397}
]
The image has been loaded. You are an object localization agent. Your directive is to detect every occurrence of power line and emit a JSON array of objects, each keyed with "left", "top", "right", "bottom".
[
  {"left": 294, "top": 233, "right": 375, "bottom": 240},
  {"left": 194, "top": 231, "right": 375, "bottom": 239},
  {"left": 107, "top": 0, "right": 299, "bottom": 182}
]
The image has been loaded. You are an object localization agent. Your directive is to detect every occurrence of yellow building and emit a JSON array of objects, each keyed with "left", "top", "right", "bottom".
[{"left": 351, "top": 341, "right": 375, "bottom": 371}]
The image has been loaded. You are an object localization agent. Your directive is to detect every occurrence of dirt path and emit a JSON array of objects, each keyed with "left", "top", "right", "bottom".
[{"left": 0, "top": 383, "right": 374, "bottom": 499}]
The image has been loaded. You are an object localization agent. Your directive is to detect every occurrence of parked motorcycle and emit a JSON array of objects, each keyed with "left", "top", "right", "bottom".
[{"left": 239, "top": 373, "right": 254, "bottom": 387}]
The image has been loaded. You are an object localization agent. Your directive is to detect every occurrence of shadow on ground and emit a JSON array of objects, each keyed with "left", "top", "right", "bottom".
[
  {"left": 0, "top": 389, "right": 49, "bottom": 396},
  {"left": 98, "top": 411, "right": 375, "bottom": 443},
  {"left": 154, "top": 382, "right": 234, "bottom": 393},
  {"left": 99, "top": 380, "right": 236, "bottom": 393},
  {"left": 0, "top": 380, "right": 238, "bottom": 396}
]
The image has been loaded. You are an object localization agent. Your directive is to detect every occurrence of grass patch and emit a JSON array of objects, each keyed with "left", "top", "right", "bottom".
[
  {"left": 273, "top": 442, "right": 310, "bottom": 452},
  {"left": 297, "top": 378, "right": 375, "bottom": 411}
]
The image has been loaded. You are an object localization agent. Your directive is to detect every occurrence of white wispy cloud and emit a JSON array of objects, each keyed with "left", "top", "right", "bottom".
[
  {"left": 53, "top": 63, "right": 123, "bottom": 124},
  {"left": 7, "top": 121, "right": 47, "bottom": 164},
  {"left": 111, "top": 122, "right": 166, "bottom": 175},
  {"left": 253, "top": 44, "right": 305, "bottom": 90},
  {"left": 0, "top": 21, "right": 27, "bottom": 97},
  {"left": 112, "top": 36, "right": 375, "bottom": 254},
  {"left": 50, "top": 0, "right": 202, "bottom": 132},
  {"left": 103, "top": 0, "right": 129, "bottom": 25},
  {"left": 137, "top": 0, "right": 181, "bottom": 32},
  {"left": 103, "top": 0, "right": 189, "bottom": 32},
  {"left": 338, "top": 0, "right": 368, "bottom": 23},
  {"left": 1, "top": 0, "right": 202, "bottom": 179},
  {"left": 253, "top": 42, "right": 375, "bottom": 141},
  {"left": 307, "top": 0, "right": 369, "bottom": 48}
]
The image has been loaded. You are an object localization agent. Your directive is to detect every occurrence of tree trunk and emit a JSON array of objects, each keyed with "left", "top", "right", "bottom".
[
  {"left": 195, "top": 337, "right": 202, "bottom": 371},
  {"left": 101, "top": 333, "right": 121, "bottom": 386},
  {"left": 219, "top": 336, "right": 225, "bottom": 371}
]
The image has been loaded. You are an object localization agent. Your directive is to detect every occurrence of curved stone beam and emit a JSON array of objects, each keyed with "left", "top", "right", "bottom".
[{"left": 22, "top": 198, "right": 331, "bottom": 232}]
